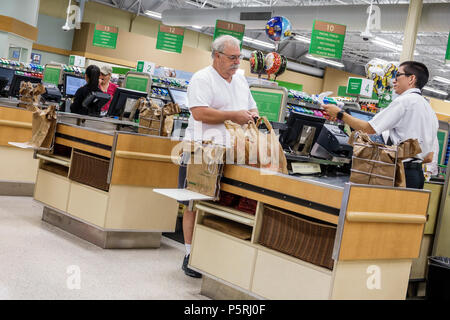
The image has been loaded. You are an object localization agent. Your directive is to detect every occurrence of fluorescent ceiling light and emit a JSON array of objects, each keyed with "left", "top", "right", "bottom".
[
  {"left": 185, "top": 0, "right": 202, "bottom": 7},
  {"left": 371, "top": 37, "right": 402, "bottom": 52},
  {"left": 423, "top": 86, "right": 448, "bottom": 96},
  {"left": 294, "top": 35, "right": 311, "bottom": 43},
  {"left": 433, "top": 76, "right": 450, "bottom": 85},
  {"left": 305, "top": 54, "right": 344, "bottom": 68},
  {"left": 243, "top": 36, "right": 275, "bottom": 49},
  {"left": 192, "top": 25, "right": 202, "bottom": 29},
  {"left": 144, "top": 10, "right": 161, "bottom": 19}
]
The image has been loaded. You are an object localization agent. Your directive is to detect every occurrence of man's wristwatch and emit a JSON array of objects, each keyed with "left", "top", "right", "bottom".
[{"left": 337, "top": 110, "right": 344, "bottom": 121}]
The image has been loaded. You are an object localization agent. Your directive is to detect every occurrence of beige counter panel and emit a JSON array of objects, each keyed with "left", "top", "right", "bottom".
[
  {"left": 105, "top": 185, "right": 178, "bottom": 231},
  {"left": 331, "top": 259, "right": 412, "bottom": 300},
  {"left": 251, "top": 249, "right": 332, "bottom": 300},
  {"left": 423, "top": 183, "right": 443, "bottom": 235},
  {"left": 67, "top": 182, "right": 108, "bottom": 228},
  {"left": 34, "top": 169, "right": 70, "bottom": 212},
  {"left": 191, "top": 225, "right": 256, "bottom": 290},
  {"left": 338, "top": 186, "right": 429, "bottom": 261},
  {"left": 0, "top": 146, "right": 38, "bottom": 182}
]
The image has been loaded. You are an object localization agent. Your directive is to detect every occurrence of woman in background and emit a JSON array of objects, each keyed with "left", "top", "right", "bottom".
[
  {"left": 70, "top": 64, "right": 101, "bottom": 115},
  {"left": 99, "top": 65, "right": 118, "bottom": 113}
]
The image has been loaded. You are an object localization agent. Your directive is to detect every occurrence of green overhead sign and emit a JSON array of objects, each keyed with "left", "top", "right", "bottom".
[
  {"left": 156, "top": 25, "right": 184, "bottom": 53},
  {"left": 275, "top": 80, "right": 303, "bottom": 92},
  {"left": 347, "top": 77, "right": 374, "bottom": 98},
  {"left": 446, "top": 33, "right": 450, "bottom": 64},
  {"left": 213, "top": 20, "right": 245, "bottom": 48},
  {"left": 309, "top": 20, "right": 346, "bottom": 59},
  {"left": 93, "top": 24, "right": 118, "bottom": 49},
  {"left": 251, "top": 90, "right": 283, "bottom": 122}
]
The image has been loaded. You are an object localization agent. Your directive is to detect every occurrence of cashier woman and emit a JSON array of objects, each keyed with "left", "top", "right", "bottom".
[{"left": 322, "top": 61, "right": 438, "bottom": 190}]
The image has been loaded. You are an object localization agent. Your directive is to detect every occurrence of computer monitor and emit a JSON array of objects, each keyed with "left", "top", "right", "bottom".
[
  {"left": 280, "top": 111, "right": 326, "bottom": 155},
  {"left": 82, "top": 91, "right": 111, "bottom": 117},
  {"left": 0, "top": 67, "right": 15, "bottom": 93},
  {"left": 169, "top": 88, "right": 188, "bottom": 110},
  {"left": 64, "top": 74, "right": 86, "bottom": 97},
  {"left": 8, "top": 74, "right": 42, "bottom": 98},
  {"left": 346, "top": 109, "right": 375, "bottom": 122},
  {"left": 106, "top": 87, "right": 148, "bottom": 118}
]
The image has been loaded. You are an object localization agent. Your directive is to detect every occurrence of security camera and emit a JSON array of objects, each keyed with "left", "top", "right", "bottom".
[
  {"left": 62, "top": 23, "right": 71, "bottom": 32},
  {"left": 361, "top": 30, "right": 374, "bottom": 41}
]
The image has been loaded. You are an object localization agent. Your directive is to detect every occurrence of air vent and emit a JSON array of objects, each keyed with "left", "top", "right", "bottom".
[{"left": 240, "top": 12, "right": 272, "bottom": 21}]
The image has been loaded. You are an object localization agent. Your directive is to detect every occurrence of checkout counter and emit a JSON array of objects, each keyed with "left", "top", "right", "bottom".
[
  {"left": 178, "top": 110, "right": 433, "bottom": 300},
  {"left": 1, "top": 80, "right": 448, "bottom": 298}
]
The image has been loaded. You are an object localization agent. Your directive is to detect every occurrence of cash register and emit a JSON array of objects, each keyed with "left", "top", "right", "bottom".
[{"left": 279, "top": 111, "right": 353, "bottom": 172}]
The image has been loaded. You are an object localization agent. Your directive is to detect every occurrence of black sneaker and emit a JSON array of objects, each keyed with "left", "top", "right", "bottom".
[{"left": 182, "top": 254, "right": 202, "bottom": 278}]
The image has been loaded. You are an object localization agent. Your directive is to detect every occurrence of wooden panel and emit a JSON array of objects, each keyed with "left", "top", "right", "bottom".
[
  {"left": 57, "top": 124, "right": 114, "bottom": 146},
  {"left": 252, "top": 248, "right": 332, "bottom": 300},
  {"left": 331, "top": 259, "right": 412, "bottom": 300},
  {"left": 0, "top": 15, "right": 38, "bottom": 41},
  {"left": 67, "top": 182, "right": 108, "bottom": 228},
  {"left": 0, "top": 146, "right": 38, "bottom": 182},
  {"left": 423, "top": 183, "right": 443, "bottom": 235},
  {"left": 0, "top": 107, "right": 33, "bottom": 146},
  {"left": 55, "top": 138, "right": 111, "bottom": 158},
  {"left": 221, "top": 184, "right": 339, "bottom": 225},
  {"left": 111, "top": 134, "right": 179, "bottom": 187},
  {"left": 105, "top": 185, "right": 178, "bottom": 231},
  {"left": 191, "top": 225, "right": 256, "bottom": 290},
  {"left": 32, "top": 43, "right": 72, "bottom": 56},
  {"left": 338, "top": 186, "right": 430, "bottom": 261},
  {"left": 34, "top": 169, "right": 70, "bottom": 212},
  {"left": 223, "top": 165, "right": 343, "bottom": 209}
]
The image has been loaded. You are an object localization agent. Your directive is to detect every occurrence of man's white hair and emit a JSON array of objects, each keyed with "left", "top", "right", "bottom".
[{"left": 211, "top": 35, "right": 241, "bottom": 59}]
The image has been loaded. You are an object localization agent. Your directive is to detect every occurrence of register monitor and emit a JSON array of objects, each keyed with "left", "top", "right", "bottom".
[
  {"left": 8, "top": 74, "right": 42, "bottom": 98},
  {"left": 168, "top": 88, "right": 188, "bottom": 110},
  {"left": 0, "top": 67, "right": 15, "bottom": 94},
  {"left": 346, "top": 108, "right": 384, "bottom": 144},
  {"left": 107, "top": 87, "right": 148, "bottom": 118},
  {"left": 64, "top": 74, "right": 86, "bottom": 97},
  {"left": 280, "top": 111, "right": 326, "bottom": 155}
]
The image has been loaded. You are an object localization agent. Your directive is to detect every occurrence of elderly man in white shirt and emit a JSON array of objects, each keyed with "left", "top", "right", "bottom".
[
  {"left": 178, "top": 35, "right": 259, "bottom": 278},
  {"left": 323, "top": 61, "right": 438, "bottom": 189}
]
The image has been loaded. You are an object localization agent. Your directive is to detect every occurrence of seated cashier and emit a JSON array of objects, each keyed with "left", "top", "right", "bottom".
[
  {"left": 99, "top": 65, "right": 118, "bottom": 113},
  {"left": 70, "top": 65, "right": 102, "bottom": 115}
]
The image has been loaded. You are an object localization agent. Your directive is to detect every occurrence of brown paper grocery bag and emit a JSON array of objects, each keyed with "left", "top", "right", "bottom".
[
  {"left": 28, "top": 104, "right": 57, "bottom": 148},
  {"left": 186, "top": 143, "right": 225, "bottom": 199}
]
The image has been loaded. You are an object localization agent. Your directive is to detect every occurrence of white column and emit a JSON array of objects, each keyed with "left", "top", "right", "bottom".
[{"left": 400, "top": 0, "right": 423, "bottom": 62}]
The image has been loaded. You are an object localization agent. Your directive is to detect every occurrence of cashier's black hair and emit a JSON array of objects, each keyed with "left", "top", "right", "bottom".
[
  {"left": 399, "top": 61, "right": 429, "bottom": 90},
  {"left": 85, "top": 65, "right": 100, "bottom": 91}
]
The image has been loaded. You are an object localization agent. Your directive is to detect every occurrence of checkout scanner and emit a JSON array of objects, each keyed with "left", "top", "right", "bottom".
[
  {"left": 280, "top": 111, "right": 353, "bottom": 166},
  {"left": 310, "top": 124, "right": 352, "bottom": 163}
]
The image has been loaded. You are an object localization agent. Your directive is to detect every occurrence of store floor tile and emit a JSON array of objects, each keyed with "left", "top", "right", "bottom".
[{"left": 0, "top": 196, "right": 207, "bottom": 300}]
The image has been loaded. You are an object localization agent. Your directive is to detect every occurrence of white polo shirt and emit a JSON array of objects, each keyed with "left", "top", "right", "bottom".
[
  {"left": 184, "top": 66, "right": 257, "bottom": 145},
  {"left": 369, "top": 88, "right": 438, "bottom": 160}
]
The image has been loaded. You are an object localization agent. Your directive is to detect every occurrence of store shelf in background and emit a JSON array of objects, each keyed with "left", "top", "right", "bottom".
[{"left": 287, "top": 99, "right": 322, "bottom": 110}]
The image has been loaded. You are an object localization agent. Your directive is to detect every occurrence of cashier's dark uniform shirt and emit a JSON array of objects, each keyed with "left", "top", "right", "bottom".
[{"left": 70, "top": 85, "right": 101, "bottom": 115}]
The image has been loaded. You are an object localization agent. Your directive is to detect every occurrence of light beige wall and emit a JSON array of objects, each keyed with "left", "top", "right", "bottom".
[
  {"left": 41, "top": 0, "right": 324, "bottom": 93},
  {"left": 321, "top": 67, "right": 362, "bottom": 96}
]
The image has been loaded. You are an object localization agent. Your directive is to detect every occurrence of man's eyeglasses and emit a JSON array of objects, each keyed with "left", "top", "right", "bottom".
[
  {"left": 395, "top": 72, "right": 412, "bottom": 80},
  {"left": 218, "top": 52, "right": 244, "bottom": 61}
]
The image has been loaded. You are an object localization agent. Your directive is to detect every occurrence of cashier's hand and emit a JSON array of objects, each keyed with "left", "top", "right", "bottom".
[
  {"left": 231, "top": 110, "right": 255, "bottom": 125},
  {"left": 322, "top": 104, "right": 341, "bottom": 121}
]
